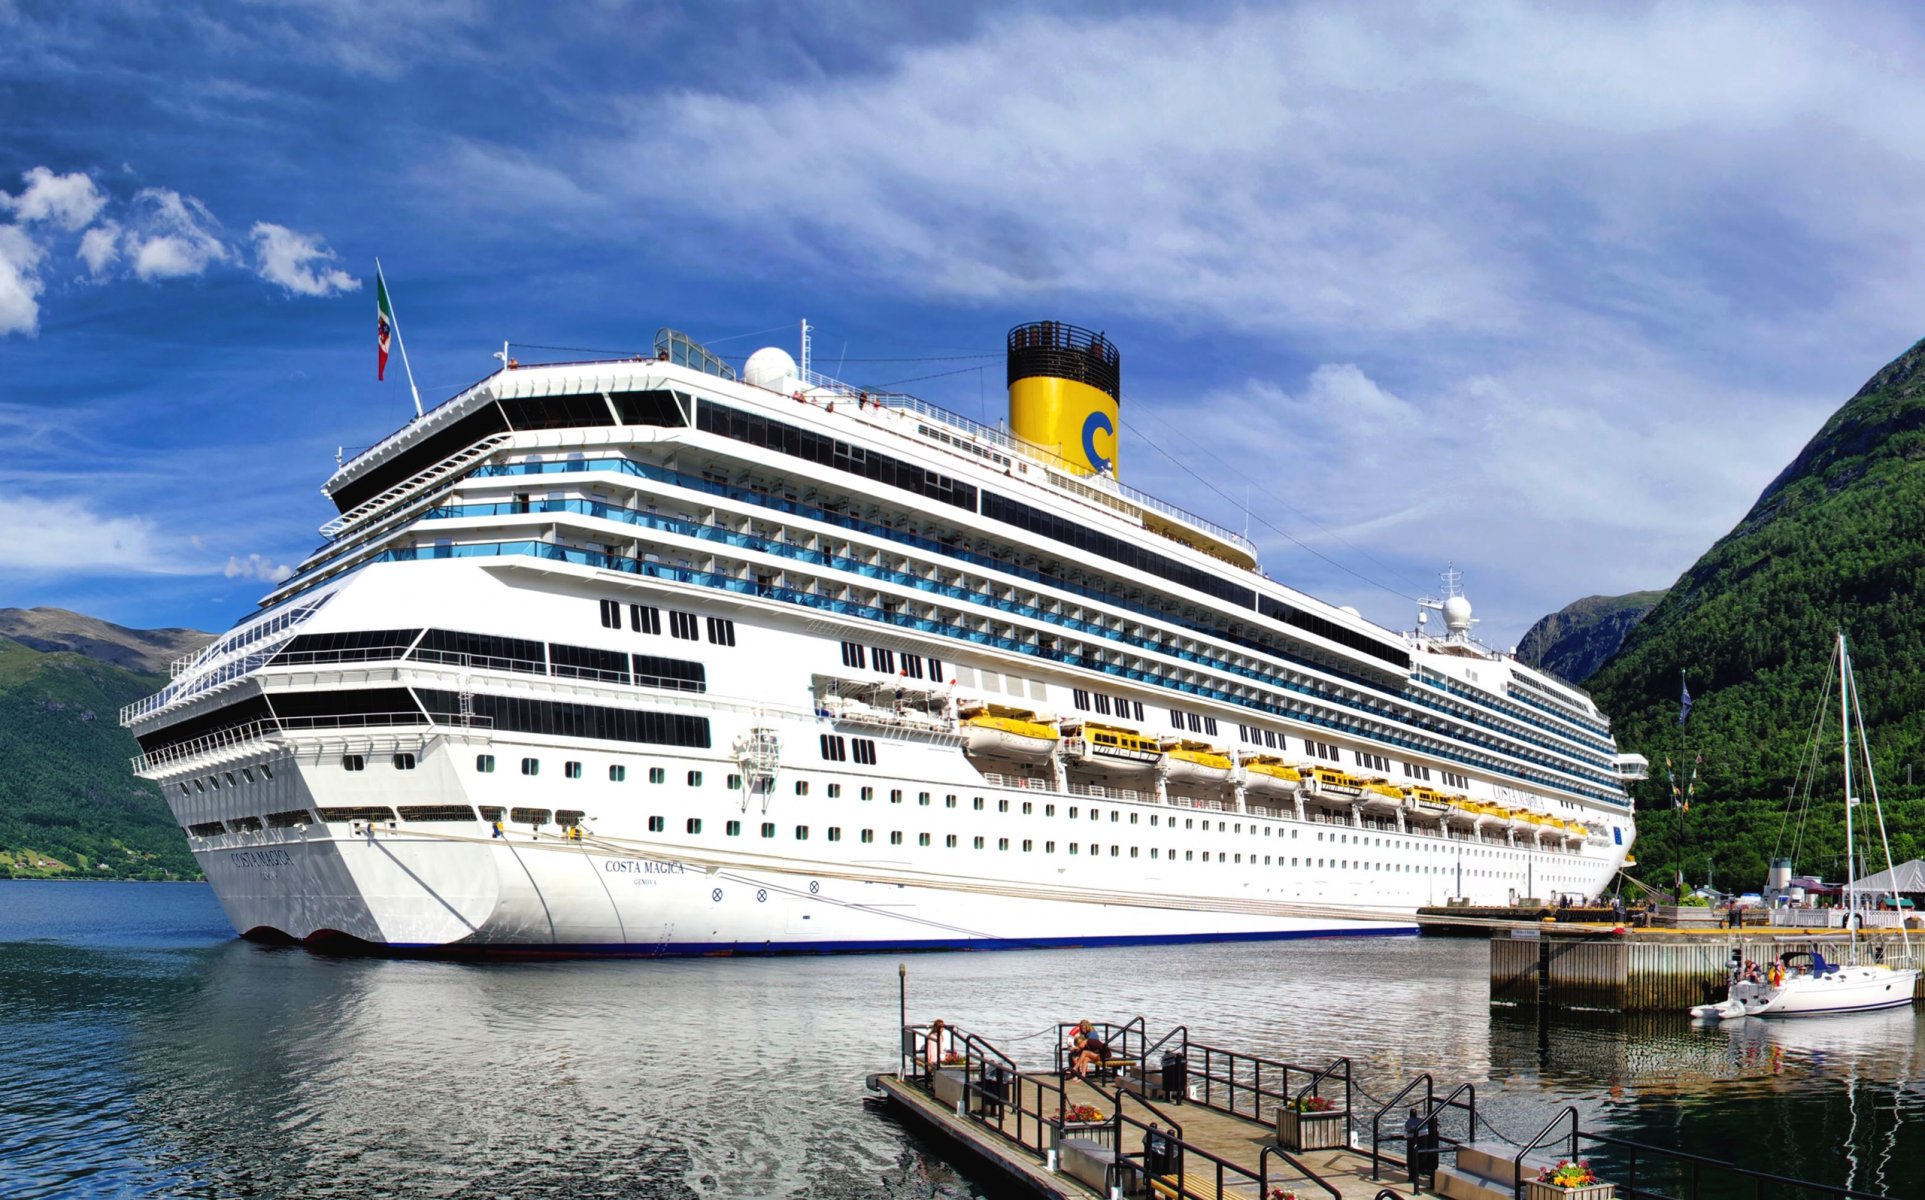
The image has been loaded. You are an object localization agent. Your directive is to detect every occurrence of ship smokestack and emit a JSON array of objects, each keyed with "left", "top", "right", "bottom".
[{"left": 1006, "top": 321, "right": 1121, "bottom": 478}]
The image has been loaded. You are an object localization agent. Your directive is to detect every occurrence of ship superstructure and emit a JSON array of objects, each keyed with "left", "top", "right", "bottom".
[{"left": 124, "top": 322, "right": 1639, "bottom": 952}]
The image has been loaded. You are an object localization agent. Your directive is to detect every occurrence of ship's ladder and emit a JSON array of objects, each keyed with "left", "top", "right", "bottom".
[{"left": 734, "top": 719, "right": 781, "bottom": 812}]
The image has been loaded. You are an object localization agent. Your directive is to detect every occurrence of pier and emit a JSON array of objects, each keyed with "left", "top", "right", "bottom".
[
  {"left": 1488, "top": 925, "right": 1925, "bottom": 1012},
  {"left": 866, "top": 1014, "right": 1900, "bottom": 1199}
]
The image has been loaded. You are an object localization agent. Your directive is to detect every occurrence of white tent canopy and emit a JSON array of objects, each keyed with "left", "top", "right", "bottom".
[{"left": 1842, "top": 858, "right": 1925, "bottom": 895}]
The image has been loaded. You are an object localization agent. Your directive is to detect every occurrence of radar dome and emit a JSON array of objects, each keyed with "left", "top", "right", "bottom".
[
  {"left": 1443, "top": 594, "right": 1473, "bottom": 634},
  {"left": 743, "top": 346, "right": 800, "bottom": 391}
]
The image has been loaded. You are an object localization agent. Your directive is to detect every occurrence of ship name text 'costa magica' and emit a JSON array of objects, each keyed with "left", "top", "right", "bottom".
[{"left": 125, "top": 321, "right": 1643, "bottom": 954}]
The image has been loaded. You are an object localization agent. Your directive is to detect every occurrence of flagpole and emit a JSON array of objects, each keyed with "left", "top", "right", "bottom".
[{"left": 376, "top": 257, "right": 424, "bottom": 418}]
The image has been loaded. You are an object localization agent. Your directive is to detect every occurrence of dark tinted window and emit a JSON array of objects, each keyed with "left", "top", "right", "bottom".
[
  {"left": 412, "top": 629, "right": 546, "bottom": 672},
  {"left": 273, "top": 629, "right": 421, "bottom": 666},
  {"left": 549, "top": 643, "right": 631, "bottom": 684},
  {"left": 697, "top": 402, "right": 976, "bottom": 512},
  {"left": 632, "top": 655, "right": 706, "bottom": 692},
  {"left": 416, "top": 690, "right": 711, "bottom": 749}
]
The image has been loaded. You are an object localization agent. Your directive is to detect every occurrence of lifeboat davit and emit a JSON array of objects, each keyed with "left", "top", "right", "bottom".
[{"left": 961, "top": 709, "right": 1059, "bottom": 763}]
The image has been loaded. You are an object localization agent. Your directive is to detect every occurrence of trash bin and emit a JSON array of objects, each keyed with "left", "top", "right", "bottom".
[
  {"left": 1143, "top": 1126, "right": 1178, "bottom": 1181},
  {"left": 1160, "top": 1052, "right": 1186, "bottom": 1105},
  {"left": 980, "top": 1062, "right": 1007, "bottom": 1120}
]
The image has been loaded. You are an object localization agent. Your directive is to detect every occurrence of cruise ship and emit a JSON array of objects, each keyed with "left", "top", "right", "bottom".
[{"left": 124, "top": 321, "right": 1643, "bottom": 954}]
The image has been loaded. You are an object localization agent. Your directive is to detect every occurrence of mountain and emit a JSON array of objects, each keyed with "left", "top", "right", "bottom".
[
  {"left": 0, "top": 606, "right": 208, "bottom": 674},
  {"left": 1586, "top": 336, "right": 1925, "bottom": 895},
  {"left": 0, "top": 610, "right": 213, "bottom": 881},
  {"left": 1516, "top": 591, "right": 1666, "bottom": 684}
]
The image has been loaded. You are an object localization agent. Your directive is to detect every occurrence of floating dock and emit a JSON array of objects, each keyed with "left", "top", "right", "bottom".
[
  {"left": 869, "top": 1016, "right": 1902, "bottom": 1200},
  {"left": 1489, "top": 926, "right": 1925, "bottom": 1011}
]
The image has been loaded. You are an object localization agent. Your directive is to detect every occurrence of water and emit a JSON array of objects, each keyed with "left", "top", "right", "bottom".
[{"left": 1, "top": 882, "right": 1921, "bottom": 1198}]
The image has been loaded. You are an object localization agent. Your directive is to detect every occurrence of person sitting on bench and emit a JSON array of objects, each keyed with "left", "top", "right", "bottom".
[{"left": 1068, "top": 1020, "right": 1111, "bottom": 1080}]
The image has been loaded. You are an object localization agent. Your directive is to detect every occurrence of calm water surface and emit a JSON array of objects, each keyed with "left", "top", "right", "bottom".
[{"left": 1, "top": 882, "right": 1921, "bottom": 1197}]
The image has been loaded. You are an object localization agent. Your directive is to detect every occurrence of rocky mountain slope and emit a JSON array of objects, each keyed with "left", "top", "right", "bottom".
[{"left": 1516, "top": 591, "right": 1666, "bottom": 684}]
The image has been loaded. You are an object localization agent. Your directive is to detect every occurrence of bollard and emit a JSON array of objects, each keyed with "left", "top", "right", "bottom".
[
  {"left": 1109, "top": 1187, "right": 1123, "bottom": 1200},
  {"left": 1046, "top": 1148, "right": 1058, "bottom": 1174}
]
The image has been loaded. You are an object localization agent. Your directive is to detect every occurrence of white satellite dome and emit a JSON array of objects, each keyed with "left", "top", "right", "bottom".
[
  {"left": 743, "top": 346, "right": 800, "bottom": 391},
  {"left": 1442, "top": 594, "right": 1473, "bottom": 634}
]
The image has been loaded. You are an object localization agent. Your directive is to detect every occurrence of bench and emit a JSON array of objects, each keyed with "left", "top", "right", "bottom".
[
  {"left": 1085, "top": 1057, "right": 1135, "bottom": 1083},
  {"left": 1149, "top": 1170, "right": 1255, "bottom": 1200}
]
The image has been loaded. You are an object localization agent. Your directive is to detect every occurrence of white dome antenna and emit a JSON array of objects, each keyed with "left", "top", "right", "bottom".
[
  {"left": 744, "top": 346, "right": 800, "bottom": 392},
  {"left": 1417, "top": 563, "right": 1480, "bottom": 644}
]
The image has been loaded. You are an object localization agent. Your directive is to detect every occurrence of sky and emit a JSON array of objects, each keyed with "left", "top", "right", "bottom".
[{"left": 5, "top": 1, "right": 1925, "bottom": 646}]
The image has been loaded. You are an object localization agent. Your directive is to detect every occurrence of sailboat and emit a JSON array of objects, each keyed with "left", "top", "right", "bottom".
[{"left": 1691, "top": 633, "right": 1918, "bottom": 1019}]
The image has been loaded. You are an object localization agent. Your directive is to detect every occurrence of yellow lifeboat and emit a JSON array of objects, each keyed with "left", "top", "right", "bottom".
[
  {"left": 1306, "top": 766, "right": 1364, "bottom": 797},
  {"left": 1163, "top": 740, "right": 1233, "bottom": 785},
  {"left": 1242, "top": 756, "right": 1302, "bottom": 797},
  {"left": 960, "top": 706, "right": 1059, "bottom": 763},
  {"left": 1066, "top": 722, "right": 1160, "bottom": 775}
]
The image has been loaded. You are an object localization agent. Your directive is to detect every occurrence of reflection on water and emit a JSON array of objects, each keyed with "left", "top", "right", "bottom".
[{"left": 0, "top": 882, "right": 1920, "bottom": 1197}]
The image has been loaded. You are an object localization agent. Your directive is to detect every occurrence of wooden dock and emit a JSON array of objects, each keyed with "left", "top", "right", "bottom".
[
  {"left": 875, "top": 1068, "right": 1416, "bottom": 1199},
  {"left": 1489, "top": 925, "right": 1925, "bottom": 1011}
]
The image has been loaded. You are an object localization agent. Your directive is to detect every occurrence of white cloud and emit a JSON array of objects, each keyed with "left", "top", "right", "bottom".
[
  {"left": 77, "top": 221, "right": 120, "bottom": 277},
  {"left": 0, "top": 493, "right": 178, "bottom": 574},
  {"left": 222, "top": 553, "right": 294, "bottom": 583},
  {"left": 126, "top": 188, "right": 228, "bottom": 280},
  {"left": 0, "top": 225, "right": 46, "bottom": 336},
  {"left": 249, "top": 222, "right": 359, "bottom": 296},
  {"left": 0, "top": 167, "right": 107, "bottom": 231}
]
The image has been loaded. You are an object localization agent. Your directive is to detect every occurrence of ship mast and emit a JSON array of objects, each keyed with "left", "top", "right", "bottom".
[{"left": 1840, "top": 630, "right": 1856, "bottom": 957}]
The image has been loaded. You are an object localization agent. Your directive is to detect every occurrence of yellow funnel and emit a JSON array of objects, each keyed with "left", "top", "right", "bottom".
[{"left": 1007, "top": 321, "right": 1120, "bottom": 477}]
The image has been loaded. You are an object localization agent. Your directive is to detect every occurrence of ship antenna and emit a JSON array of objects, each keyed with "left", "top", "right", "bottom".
[{"left": 799, "top": 318, "right": 811, "bottom": 377}]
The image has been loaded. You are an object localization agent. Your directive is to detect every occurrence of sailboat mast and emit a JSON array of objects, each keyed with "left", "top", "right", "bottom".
[{"left": 1839, "top": 631, "right": 1856, "bottom": 951}]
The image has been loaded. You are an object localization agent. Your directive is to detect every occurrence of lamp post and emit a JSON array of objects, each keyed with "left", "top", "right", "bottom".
[{"left": 898, "top": 962, "right": 907, "bottom": 1076}]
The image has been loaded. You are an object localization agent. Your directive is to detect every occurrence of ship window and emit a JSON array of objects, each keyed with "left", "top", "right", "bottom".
[
  {"left": 828, "top": 827, "right": 841, "bottom": 841},
  {"left": 871, "top": 647, "right": 896, "bottom": 673},
  {"left": 398, "top": 805, "right": 477, "bottom": 823},
  {"left": 610, "top": 765, "right": 626, "bottom": 782},
  {"left": 393, "top": 753, "right": 416, "bottom": 771},
  {"left": 828, "top": 784, "right": 842, "bottom": 798},
  {"left": 260, "top": 764, "right": 273, "bottom": 779},
  {"left": 973, "top": 797, "right": 985, "bottom": 811},
  {"left": 861, "top": 829, "right": 874, "bottom": 843},
  {"left": 946, "top": 834, "right": 958, "bottom": 848},
  {"left": 551, "top": 643, "right": 631, "bottom": 684},
  {"left": 974, "top": 836, "right": 985, "bottom": 850},
  {"left": 918, "top": 791, "right": 930, "bottom": 806},
  {"left": 796, "top": 826, "right": 809, "bottom": 840},
  {"left": 840, "top": 641, "right": 866, "bottom": 669},
  {"left": 649, "top": 767, "right": 666, "bottom": 784},
  {"left": 820, "top": 734, "right": 847, "bottom": 762},
  {"left": 852, "top": 739, "right": 877, "bottom": 765},
  {"left": 512, "top": 807, "right": 551, "bottom": 826},
  {"left": 728, "top": 773, "right": 742, "bottom": 789},
  {"left": 265, "top": 809, "right": 314, "bottom": 829},
  {"left": 564, "top": 761, "right": 583, "bottom": 780},
  {"left": 998, "top": 838, "right": 1009, "bottom": 851},
  {"left": 1094, "top": 694, "right": 1111, "bottom": 716},
  {"left": 890, "top": 831, "right": 903, "bottom": 845},
  {"left": 918, "top": 833, "right": 930, "bottom": 846},
  {"left": 477, "top": 754, "right": 496, "bottom": 773},
  {"left": 187, "top": 821, "right": 225, "bottom": 838},
  {"left": 1045, "top": 804, "right": 1056, "bottom": 816},
  {"left": 647, "top": 816, "right": 665, "bottom": 832},
  {"left": 687, "top": 770, "right": 703, "bottom": 787},
  {"left": 929, "top": 659, "right": 943, "bottom": 681},
  {"left": 412, "top": 629, "right": 545, "bottom": 673},
  {"left": 1069, "top": 806, "right": 1078, "bottom": 818},
  {"left": 796, "top": 781, "right": 809, "bottom": 796},
  {"left": 761, "top": 822, "right": 776, "bottom": 838},
  {"left": 727, "top": 820, "right": 741, "bottom": 836},
  {"left": 630, "top": 604, "right": 661, "bottom": 634},
  {"left": 342, "top": 755, "right": 365, "bottom": 771},
  {"left": 890, "top": 789, "right": 904, "bottom": 804},
  {"left": 599, "top": 599, "right": 620, "bottom": 628},
  {"left": 902, "top": 654, "right": 924, "bottom": 679},
  {"left": 685, "top": 817, "right": 702, "bottom": 834},
  {"left": 705, "top": 617, "right": 736, "bottom": 646},
  {"left": 669, "top": 611, "right": 698, "bottom": 640},
  {"left": 227, "top": 816, "right": 263, "bottom": 833},
  {"left": 945, "top": 794, "right": 957, "bottom": 808},
  {"left": 997, "top": 799, "right": 1010, "bottom": 813},
  {"left": 522, "top": 758, "right": 539, "bottom": 776},
  {"left": 1022, "top": 801, "right": 1033, "bottom": 815},
  {"left": 861, "top": 787, "right": 874, "bottom": 801}
]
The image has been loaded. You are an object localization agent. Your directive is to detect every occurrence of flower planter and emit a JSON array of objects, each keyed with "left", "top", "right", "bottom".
[
  {"left": 1524, "top": 1180, "right": 1615, "bottom": 1200},
  {"left": 1275, "top": 1106, "right": 1348, "bottom": 1151}
]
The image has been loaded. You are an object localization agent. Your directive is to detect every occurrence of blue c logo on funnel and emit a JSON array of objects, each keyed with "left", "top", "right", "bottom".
[{"left": 1081, "top": 410, "right": 1114, "bottom": 474}]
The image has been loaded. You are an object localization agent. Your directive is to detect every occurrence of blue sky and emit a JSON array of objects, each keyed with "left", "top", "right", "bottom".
[{"left": 5, "top": 1, "right": 1925, "bottom": 646}]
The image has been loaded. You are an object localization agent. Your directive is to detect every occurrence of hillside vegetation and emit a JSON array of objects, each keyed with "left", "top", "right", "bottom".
[
  {"left": 1587, "top": 337, "right": 1925, "bottom": 893},
  {"left": 1516, "top": 590, "right": 1666, "bottom": 684},
  {"left": 0, "top": 612, "right": 211, "bottom": 881}
]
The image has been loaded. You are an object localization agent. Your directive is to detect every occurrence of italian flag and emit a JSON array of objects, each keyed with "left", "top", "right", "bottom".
[{"left": 376, "top": 268, "right": 394, "bottom": 381}]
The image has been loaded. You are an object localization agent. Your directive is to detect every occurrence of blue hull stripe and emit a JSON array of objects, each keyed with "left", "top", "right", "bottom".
[{"left": 316, "top": 923, "right": 1420, "bottom": 959}]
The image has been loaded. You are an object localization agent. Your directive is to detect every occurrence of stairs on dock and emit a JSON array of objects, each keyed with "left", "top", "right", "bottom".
[{"left": 1435, "top": 1141, "right": 1556, "bottom": 1200}]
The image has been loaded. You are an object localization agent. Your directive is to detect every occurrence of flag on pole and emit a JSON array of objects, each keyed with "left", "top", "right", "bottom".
[
  {"left": 1678, "top": 675, "right": 1693, "bottom": 726},
  {"left": 376, "top": 268, "right": 395, "bottom": 381}
]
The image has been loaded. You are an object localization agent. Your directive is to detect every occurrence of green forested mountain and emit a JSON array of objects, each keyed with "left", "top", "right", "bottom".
[
  {"left": 1516, "top": 590, "right": 1666, "bottom": 684},
  {"left": 0, "top": 611, "right": 211, "bottom": 880},
  {"left": 1587, "top": 337, "right": 1925, "bottom": 895}
]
